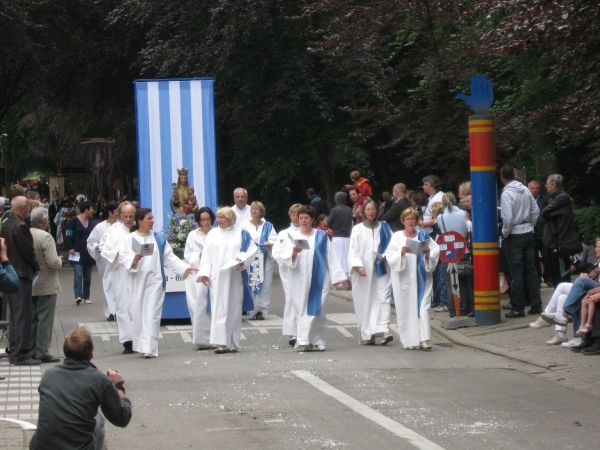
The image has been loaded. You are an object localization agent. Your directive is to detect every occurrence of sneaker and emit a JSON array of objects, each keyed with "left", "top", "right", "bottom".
[
  {"left": 75, "top": 297, "right": 82, "bottom": 306},
  {"left": 316, "top": 345, "right": 326, "bottom": 351},
  {"left": 529, "top": 317, "right": 551, "bottom": 329},
  {"left": 546, "top": 334, "right": 568, "bottom": 345},
  {"left": 420, "top": 341, "right": 432, "bottom": 350},
  {"left": 381, "top": 332, "right": 394, "bottom": 345},
  {"left": 294, "top": 343, "right": 313, "bottom": 352},
  {"left": 561, "top": 336, "right": 583, "bottom": 348},
  {"left": 541, "top": 311, "right": 571, "bottom": 326},
  {"left": 84, "top": 299, "right": 92, "bottom": 304},
  {"left": 433, "top": 305, "right": 449, "bottom": 312}
]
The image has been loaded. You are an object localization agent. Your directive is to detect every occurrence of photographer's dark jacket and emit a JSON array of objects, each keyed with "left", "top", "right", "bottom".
[
  {"left": 542, "top": 189, "right": 575, "bottom": 249},
  {"left": 0, "top": 212, "right": 39, "bottom": 279}
]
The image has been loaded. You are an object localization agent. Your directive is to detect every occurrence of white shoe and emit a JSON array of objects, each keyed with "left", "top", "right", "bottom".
[
  {"left": 546, "top": 334, "right": 568, "bottom": 345},
  {"left": 142, "top": 353, "right": 153, "bottom": 358},
  {"left": 84, "top": 299, "right": 92, "bottom": 304},
  {"left": 294, "top": 343, "right": 313, "bottom": 352},
  {"left": 561, "top": 336, "right": 584, "bottom": 348},
  {"left": 316, "top": 345, "right": 326, "bottom": 351},
  {"left": 541, "top": 311, "right": 570, "bottom": 326},
  {"left": 381, "top": 331, "right": 394, "bottom": 345},
  {"left": 529, "top": 317, "right": 551, "bottom": 329},
  {"left": 433, "top": 305, "right": 449, "bottom": 312}
]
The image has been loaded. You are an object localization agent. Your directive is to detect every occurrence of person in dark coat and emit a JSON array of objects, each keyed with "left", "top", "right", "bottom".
[
  {"left": 382, "top": 183, "right": 411, "bottom": 232},
  {"left": 66, "top": 201, "right": 96, "bottom": 305}
]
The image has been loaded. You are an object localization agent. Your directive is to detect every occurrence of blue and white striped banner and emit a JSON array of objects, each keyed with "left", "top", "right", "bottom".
[{"left": 134, "top": 78, "right": 218, "bottom": 232}]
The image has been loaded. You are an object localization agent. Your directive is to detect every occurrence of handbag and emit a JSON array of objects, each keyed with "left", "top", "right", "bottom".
[
  {"left": 455, "top": 257, "right": 474, "bottom": 278},
  {"left": 558, "top": 234, "right": 583, "bottom": 258}
]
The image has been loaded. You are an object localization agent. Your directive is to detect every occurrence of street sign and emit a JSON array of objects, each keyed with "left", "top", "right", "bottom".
[{"left": 436, "top": 231, "right": 467, "bottom": 263}]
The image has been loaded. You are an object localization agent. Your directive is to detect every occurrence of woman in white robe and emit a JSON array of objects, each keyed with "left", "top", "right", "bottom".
[
  {"left": 272, "top": 203, "right": 302, "bottom": 345},
  {"left": 385, "top": 208, "right": 439, "bottom": 350},
  {"left": 184, "top": 206, "right": 215, "bottom": 349},
  {"left": 349, "top": 200, "right": 393, "bottom": 345},
  {"left": 119, "top": 208, "right": 196, "bottom": 358},
  {"left": 241, "top": 201, "right": 277, "bottom": 320},
  {"left": 279, "top": 205, "right": 347, "bottom": 352},
  {"left": 101, "top": 202, "right": 136, "bottom": 354},
  {"left": 199, "top": 206, "right": 258, "bottom": 354}
]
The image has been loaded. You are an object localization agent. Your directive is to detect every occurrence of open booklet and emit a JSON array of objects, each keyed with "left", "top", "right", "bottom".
[
  {"left": 132, "top": 239, "right": 155, "bottom": 256},
  {"left": 287, "top": 232, "right": 310, "bottom": 250},
  {"left": 404, "top": 237, "right": 429, "bottom": 255}
]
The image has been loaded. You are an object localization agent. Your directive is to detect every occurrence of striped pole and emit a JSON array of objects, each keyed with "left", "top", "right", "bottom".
[{"left": 470, "top": 116, "right": 500, "bottom": 325}]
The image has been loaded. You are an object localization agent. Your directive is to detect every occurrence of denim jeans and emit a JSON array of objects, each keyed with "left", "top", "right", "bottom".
[
  {"left": 432, "top": 261, "right": 449, "bottom": 307},
  {"left": 563, "top": 276, "right": 599, "bottom": 332},
  {"left": 73, "top": 264, "right": 93, "bottom": 299},
  {"left": 504, "top": 232, "right": 542, "bottom": 313}
]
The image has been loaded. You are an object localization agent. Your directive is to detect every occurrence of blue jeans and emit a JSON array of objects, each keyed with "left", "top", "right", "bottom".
[
  {"left": 504, "top": 232, "right": 542, "bottom": 313},
  {"left": 73, "top": 264, "right": 93, "bottom": 299},
  {"left": 563, "top": 277, "right": 599, "bottom": 332},
  {"left": 433, "top": 261, "right": 449, "bottom": 307}
]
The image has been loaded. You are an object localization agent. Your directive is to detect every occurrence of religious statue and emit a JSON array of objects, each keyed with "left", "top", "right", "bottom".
[{"left": 171, "top": 168, "right": 198, "bottom": 216}]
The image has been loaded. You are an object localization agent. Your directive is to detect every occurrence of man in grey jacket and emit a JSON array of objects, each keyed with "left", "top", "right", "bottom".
[
  {"left": 500, "top": 166, "right": 542, "bottom": 318},
  {"left": 30, "top": 327, "right": 132, "bottom": 450}
]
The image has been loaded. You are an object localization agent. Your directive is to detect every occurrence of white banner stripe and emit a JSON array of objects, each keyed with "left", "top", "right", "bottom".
[
  {"left": 147, "top": 83, "right": 164, "bottom": 227},
  {"left": 190, "top": 80, "right": 206, "bottom": 208},
  {"left": 169, "top": 81, "right": 183, "bottom": 175}
]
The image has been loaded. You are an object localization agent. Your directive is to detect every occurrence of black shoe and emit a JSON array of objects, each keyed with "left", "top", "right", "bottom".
[
  {"left": 11, "top": 358, "right": 42, "bottom": 366},
  {"left": 582, "top": 339, "right": 600, "bottom": 355},
  {"left": 40, "top": 356, "right": 61, "bottom": 363},
  {"left": 505, "top": 310, "right": 525, "bottom": 318},
  {"left": 122, "top": 341, "right": 134, "bottom": 354},
  {"left": 242, "top": 311, "right": 248, "bottom": 316},
  {"left": 76, "top": 297, "right": 82, "bottom": 306},
  {"left": 528, "top": 307, "right": 543, "bottom": 315},
  {"left": 107, "top": 314, "right": 115, "bottom": 322},
  {"left": 289, "top": 337, "right": 297, "bottom": 347},
  {"left": 467, "top": 312, "right": 475, "bottom": 318},
  {"left": 251, "top": 312, "right": 265, "bottom": 320},
  {"left": 501, "top": 304, "right": 514, "bottom": 310}
]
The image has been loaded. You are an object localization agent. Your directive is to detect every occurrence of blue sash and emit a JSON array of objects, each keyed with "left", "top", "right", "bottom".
[
  {"left": 206, "top": 290, "right": 211, "bottom": 314},
  {"left": 416, "top": 229, "right": 429, "bottom": 317},
  {"left": 154, "top": 232, "right": 167, "bottom": 289},
  {"left": 253, "top": 222, "right": 273, "bottom": 294},
  {"left": 375, "top": 222, "right": 392, "bottom": 276},
  {"left": 307, "top": 230, "right": 328, "bottom": 316},
  {"left": 241, "top": 229, "right": 254, "bottom": 311}
]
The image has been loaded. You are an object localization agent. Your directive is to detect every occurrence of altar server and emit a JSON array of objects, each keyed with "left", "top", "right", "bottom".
[
  {"left": 272, "top": 203, "right": 302, "bottom": 346},
  {"left": 119, "top": 208, "right": 197, "bottom": 358},
  {"left": 184, "top": 206, "right": 215, "bottom": 349},
  {"left": 101, "top": 202, "right": 136, "bottom": 354},
  {"left": 279, "top": 205, "right": 346, "bottom": 352},
  {"left": 385, "top": 208, "right": 439, "bottom": 350},
  {"left": 242, "top": 201, "right": 277, "bottom": 320},
  {"left": 199, "top": 206, "right": 258, "bottom": 354},
  {"left": 349, "top": 200, "right": 394, "bottom": 345}
]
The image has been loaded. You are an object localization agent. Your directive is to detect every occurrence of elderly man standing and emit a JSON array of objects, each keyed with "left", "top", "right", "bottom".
[
  {"left": 1, "top": 196, "right": 40, "bottom": 365},
  {"left": 500, "top": 166, "right": 542, "bottom": 318},
  {"left": 382, "top": 183, "right": 411, "bottom": 232},
  {"left": 30, "top": 207, "right": 64, "bottom": 363},
  {"left": 232, "top": 187, "right": 251, "bottom": 226}
]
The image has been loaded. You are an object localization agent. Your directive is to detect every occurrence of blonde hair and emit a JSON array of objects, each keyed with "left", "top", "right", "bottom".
[
  {"left": 458, "top": 181, "right": 471, "bottom": 198},
  {"left": 430, "top": 202, "right": 444, "bottom": 217},
  {"left": 288, "top": 203, "right": 302, "bottom": 216},
  {"left": 217, "top": 206, "right": 236, "bottom": 225},
  {"left": 401, "top": 207, "right": 420, "bottom": 223},
  {"left": 350, "top": 170, "right": 360, "bottom": 181},
  {"left": 250, "top": 201, "right": 266, "bottom": 218},
  {"left": 441, "top": 192, "right": 457, "bottom": 213}
]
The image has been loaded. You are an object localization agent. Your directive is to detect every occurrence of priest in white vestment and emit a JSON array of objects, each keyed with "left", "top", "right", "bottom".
[
  {"left": 87, "top": 201, "right": 119, "bottom": 320},
  {"left": 279, "top": 205, "right": 347, "bottom": 352},
  {"left": 385, "top": 208, "right": 439, "bottom": 350},
  {"left": 199, "top": 206, "right": 258, "bottom": 354},
  {"left": 272, "top": 203, "right": 302, "bottom": 345},
  {"left": 101, "top": 203, "right": 136, "bottom": 354},
  {"left": 232, "top": 187, "right": 251, "bottom": 227},
  {"left": 241, "top": 201, "right": 277, "bottom": 320},
  {"left": 348, "top": 200, "right": 394, "bottom": 345},
  {"left": 184, "top": 207, "right": 215, "bottom": 349},
  {"left": 119, "top": 208, "right": 196, "bottom": 358}
]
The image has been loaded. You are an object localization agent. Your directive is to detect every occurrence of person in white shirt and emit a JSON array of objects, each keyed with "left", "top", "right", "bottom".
[{"left": 232, "top": 188, "right": 251, "bottom": 226}]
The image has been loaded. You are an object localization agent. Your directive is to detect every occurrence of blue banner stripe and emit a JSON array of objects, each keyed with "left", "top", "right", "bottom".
[
  {"left": 202, "top": 79, "right": 218, "bottom": 213},
  {"left": 135, "top": 83, "right": 152, "bottom": 206},
  {"left": 471, "top": 171, "right": 498, "bottom": 242}
]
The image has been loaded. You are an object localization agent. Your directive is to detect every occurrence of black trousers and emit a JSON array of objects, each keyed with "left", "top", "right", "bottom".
[
  {"left": 5, "top": 278, "right": 34, "bottom": 362},
  {"left": 546, "top": 248, "right": 572, "bottom": 288}
]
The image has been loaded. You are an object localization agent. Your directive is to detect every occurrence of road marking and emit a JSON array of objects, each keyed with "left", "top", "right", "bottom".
[
  {"left": 179, "top": 331, "right": 192, "bottom": 343},
  {"left": 257, "top": 327, "right": 269, "bottom": 334},
  {"left": 333, "top": 326, "right": 354, "bottom": 338},
  {"left": 292, "top": 370, "right": 445, "bottom": 450}
]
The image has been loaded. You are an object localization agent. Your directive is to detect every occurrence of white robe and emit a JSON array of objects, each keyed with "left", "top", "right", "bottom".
[
  {"left": 87, "top": 220, "right": 112, "bottom": 318},
  {"left": 241, "top": 221, "right": 277, "bottom": 316},
  {"left": 232, "top": 204, "right": 251, "bottom": 228},
  {"left": 385, "top": 231, "right": 439, "bottom": 348},
  {"left": 348, "top": 223, "right": 392, "bottom": 342},
  {"left": 119, "top": 231, "right": 190, "bottom": 357},
  {"left": 272, "top": 224, "right": 300, "bottom": 336},
  {"left": 101, "top": 222, "right": 133, "bottom": 344},
  {"left": 198, "top": 226, "right": 258, "bottom": 349},
  {"left": 279, "top": 230, "right": 347, "bottom": 346},
  {"left": 184, "top": 228, "right": 211, "bottom": 346}
]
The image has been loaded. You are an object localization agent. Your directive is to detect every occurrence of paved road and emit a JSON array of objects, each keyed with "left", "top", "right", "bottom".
[{"left": 2, "top": 266, "right": 600, "bottom": 449}]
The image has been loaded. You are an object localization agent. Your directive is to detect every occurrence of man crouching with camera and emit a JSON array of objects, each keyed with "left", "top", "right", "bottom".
[{"left": 30, "top": 327, "right": 132, "bottom": 450}]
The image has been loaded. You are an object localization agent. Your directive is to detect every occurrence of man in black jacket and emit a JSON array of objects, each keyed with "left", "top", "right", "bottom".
[
  {"left": 543, "top": 174, "right": 577, "bottom": 288},
  {"left": 0, "top": 196, "right": 40, "bottom": 365},
  {"left": 382, "top": 183, "right": 411, "bottom": 232}
]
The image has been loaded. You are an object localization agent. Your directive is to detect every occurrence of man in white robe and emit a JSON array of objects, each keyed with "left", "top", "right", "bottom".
[
  {"left": 199, "top": 220, "right": 257, "bottom": 353},
  {"left": 184, "top": 228, "right": 211, "bottom": 348},
  {"left": 87, "top": 201, "right": 119, "bottom": 320},
  {"left": 101, "top": 204, "right": 135, "bottom": 354},
  {"left": 279, "top": 227, "right": 346, "bottom": 351},
  {"left": 272, "top": 204, "right": 302, "bottom": 344},
  {"left": 231, "top": 188, "right": 251, "bottom": 227}
]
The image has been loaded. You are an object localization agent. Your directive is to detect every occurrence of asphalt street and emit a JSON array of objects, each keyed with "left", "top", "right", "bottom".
[{"left": 2, "top": 265, "right": 600, "bottom": 449}]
